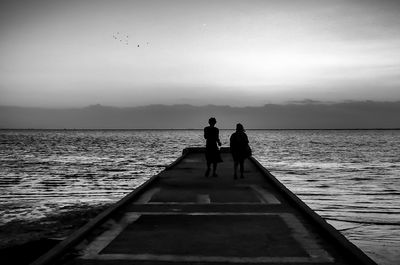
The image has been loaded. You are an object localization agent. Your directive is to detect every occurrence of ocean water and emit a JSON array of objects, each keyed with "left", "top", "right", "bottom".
[{"left": 0, "top": 129, "right": 399, "bottom": 265}]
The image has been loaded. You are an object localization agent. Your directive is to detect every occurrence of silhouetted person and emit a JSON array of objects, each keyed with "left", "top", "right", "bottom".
[
  {"left": 230, "top": 123, "right": 251, "bottom": 179},
  {"left": 204, "top": 117, "right": 222, "bottom": 177}
]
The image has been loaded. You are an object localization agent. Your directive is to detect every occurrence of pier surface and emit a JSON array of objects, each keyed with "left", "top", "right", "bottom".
[{"left": 32, "top": 148, "right": 376, "bottom": 265}]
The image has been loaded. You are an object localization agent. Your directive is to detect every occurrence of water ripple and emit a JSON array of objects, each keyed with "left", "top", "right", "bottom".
[{"left": 1, "top": 129, "right": 400, "bottom": 265}]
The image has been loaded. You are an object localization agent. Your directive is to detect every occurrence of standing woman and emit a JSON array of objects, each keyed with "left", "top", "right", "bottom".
[
  {"left": 204, "top": 117, "right": 222, "bottom": 177},
  {"left": 230, "top": 123, "right": 251, "bottom": 179}
]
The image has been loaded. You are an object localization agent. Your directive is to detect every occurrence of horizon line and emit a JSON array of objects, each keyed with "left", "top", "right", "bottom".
[
  {"left": 1, "top": 128, "right": 400, "bottom": 131},
  {"left": 2, "top": 99, "right": 400, "bottom": 109}
]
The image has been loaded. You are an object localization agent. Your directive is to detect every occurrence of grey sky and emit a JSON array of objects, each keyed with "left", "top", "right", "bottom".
[{"left": 1, "top": 0, "right": 400, "bottom": 107}]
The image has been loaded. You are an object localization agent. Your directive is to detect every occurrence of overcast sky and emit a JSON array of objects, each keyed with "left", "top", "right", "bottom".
[{"left": 1, "top": 0, "right": 400, "bottom": 107}]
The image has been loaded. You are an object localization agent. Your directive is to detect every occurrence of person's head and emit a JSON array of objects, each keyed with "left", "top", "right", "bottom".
[
  {"left": 236, "top": 123, "right": 245, "bottom": 132},
  {"left": 209, "top": 117, "right": 217, "bottom": 126}
]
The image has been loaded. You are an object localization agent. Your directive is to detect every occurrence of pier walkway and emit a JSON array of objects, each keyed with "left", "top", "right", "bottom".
[{"left": 32, "top": 148, "right": 377, "bottom": 265}]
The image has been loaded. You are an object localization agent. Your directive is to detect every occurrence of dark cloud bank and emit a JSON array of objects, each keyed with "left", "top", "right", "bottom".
[{"left": 1, "top": 101, "right": 399, "bottom": 129}]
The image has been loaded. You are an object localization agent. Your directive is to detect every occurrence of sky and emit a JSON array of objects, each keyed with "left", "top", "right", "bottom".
[{"left": 1, "top": 0, "right": 400, "bottom": 107}]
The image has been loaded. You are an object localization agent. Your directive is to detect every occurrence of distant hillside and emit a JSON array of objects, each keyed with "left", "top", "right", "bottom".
[{"left": 1, "top": 101, "right": 400, "bottom": 129}]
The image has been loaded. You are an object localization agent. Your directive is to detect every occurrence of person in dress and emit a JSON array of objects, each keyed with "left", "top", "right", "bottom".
[
  {"left": 230, "top": 123, "right": 251, "bottom": 179},
  {"left": 204, "top": 117, "right": 222, "bottom": 177}
]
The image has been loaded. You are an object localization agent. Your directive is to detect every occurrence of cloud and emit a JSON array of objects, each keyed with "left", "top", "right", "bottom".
[
  {"left": 1, "top": 0, "right": 400, "bottom": 107},
  {"left": 1, "top": 101, "right": 399, "bottom": 129}
]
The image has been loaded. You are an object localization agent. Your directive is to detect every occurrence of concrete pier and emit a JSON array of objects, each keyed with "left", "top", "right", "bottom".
[{"left": 31, "top": 147, "right": 377, "bottom": 265}]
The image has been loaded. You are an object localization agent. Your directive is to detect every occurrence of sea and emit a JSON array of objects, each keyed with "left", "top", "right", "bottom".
[{"left": 0, "top": 129, "right": 399, "bottom": 265}]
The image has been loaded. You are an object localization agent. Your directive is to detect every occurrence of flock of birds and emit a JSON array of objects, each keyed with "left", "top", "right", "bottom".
[{"left": 112, "top": 32, "right": 149, "bottom": 47}]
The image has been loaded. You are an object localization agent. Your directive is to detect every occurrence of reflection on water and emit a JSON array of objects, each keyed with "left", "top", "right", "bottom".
[
  {"left": 1, "top": 129, "right": 399, "bottom": 265},
  {"left": 251, "top": 130, "right": 400, "bottom": 265},
  {"left": 0, "top": 130, "right": 189, "bottom": 222}
]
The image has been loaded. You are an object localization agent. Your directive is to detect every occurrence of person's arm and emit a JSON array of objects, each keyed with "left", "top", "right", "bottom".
[
  {"left": 204, "top": 127, "right": 208, "bottom": 139},
  {"left": 216, "top": 128, "right": 222, "bottom": 146},
  {"left": 244, "top": 133, "right": 249, "bottom": 144}
]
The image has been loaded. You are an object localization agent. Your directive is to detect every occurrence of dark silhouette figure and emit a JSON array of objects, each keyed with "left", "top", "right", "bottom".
[
  {"left": 230, "top": 123, "right": 251, "bottom": 179},
  {"left": 204, "top": 117, "right": 222, "bottom": 177}
]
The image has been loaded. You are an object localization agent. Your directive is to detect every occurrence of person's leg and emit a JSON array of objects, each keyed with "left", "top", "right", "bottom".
[
  {"left": 205, "top": 161, "right": 211, "bottom": 177},
  {"left": 239, "top": 160, "right": 244, "bottom": 178},
  {"left": 233, "top": 161, "right": 238, "bottom": 179},
  {"left": 212, "top": 162, "right": 218, "bottom": 177}
]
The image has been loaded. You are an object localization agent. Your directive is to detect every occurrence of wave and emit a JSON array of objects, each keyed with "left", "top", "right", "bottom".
[
  {"left": 324, "top": 217, "right": 400, "bottom": 226},
  {"left": 1, "top": 129, "right": 400, "bottom": 265},
  {"left": 101, "top": 168, "right": 129, "bottom": 172},
  {"left": 144, "top": 164, "right": 168, "bottom": 168}
]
